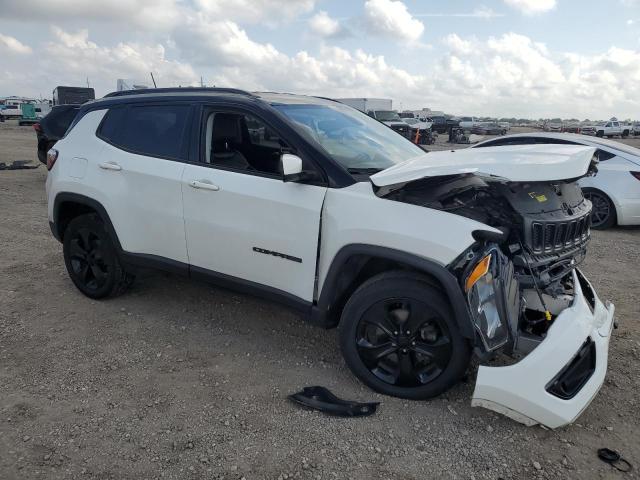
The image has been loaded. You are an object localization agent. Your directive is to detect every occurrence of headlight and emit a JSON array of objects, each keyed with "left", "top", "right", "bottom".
[{"left": 465, "top": 252, "right": 510, "bottom": 351}]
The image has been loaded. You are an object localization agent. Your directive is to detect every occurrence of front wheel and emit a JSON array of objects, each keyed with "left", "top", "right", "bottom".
[
  {"left": 584, "top": 189, "right": 616, "bottom": 230},
  {"left": 63, "top": 214, "right": 134, "bottom": 299},
  {"left": 339, "top": 271, "right": 471, "bottom": 400}
]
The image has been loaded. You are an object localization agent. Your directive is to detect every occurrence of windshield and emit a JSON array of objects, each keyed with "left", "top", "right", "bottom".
[
  {"left": 374, "top": 110, "right": 401, "bottom": 121},
  {"left": 403, "top": 118, "right": 418, "bottom": 125},
  {"left": 274, "top": 103, "right": 424, "bottom": 172}
]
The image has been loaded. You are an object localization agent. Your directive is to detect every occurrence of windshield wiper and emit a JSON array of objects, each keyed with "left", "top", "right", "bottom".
[{"left": 347, "top": 167, "right": 383, "bottom": 175}]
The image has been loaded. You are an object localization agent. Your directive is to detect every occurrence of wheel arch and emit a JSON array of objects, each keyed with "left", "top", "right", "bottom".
[
  {"left": 581, "top": 186, "right": 620, "bottom": 224},
  {"left": 312, "top": 244, "right": 476, "bottom": 339},
  {"left": 52, "top": 192, "right": 122, "bottom": 249}
]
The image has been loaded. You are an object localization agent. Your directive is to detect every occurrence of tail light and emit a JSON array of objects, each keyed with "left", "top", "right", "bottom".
[
  {"left": 631, "top": 171, "right": 640, "bottom": 181},
  {"left": 33, "top": 123, "right": 42, "bottom": 132},
  {"left": 46, "top": 149, "right": 59, "bottom": 171}
]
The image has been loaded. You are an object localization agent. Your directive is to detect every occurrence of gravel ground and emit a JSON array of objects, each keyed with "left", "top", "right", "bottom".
[{"left": 1, "top": 121, "right": 639, "bottom": 480}]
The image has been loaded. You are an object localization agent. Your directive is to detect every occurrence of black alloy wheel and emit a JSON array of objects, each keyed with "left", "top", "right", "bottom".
[
  {"left": 355, "top": 298, "right": 452, "bottom": 387},
  {"left": 583, "top": 189, "right": 616, "bottom": 230},
  {"left": 67, "top": 227, "right": 109, "bottom": 293},
  {"left": 339, "top": 271, "right": 470, "bottom": 400},
  {"left": 63, "top": 214, "right": 134, "bottom": 298}
]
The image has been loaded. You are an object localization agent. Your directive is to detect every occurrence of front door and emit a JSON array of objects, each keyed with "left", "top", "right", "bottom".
[{"left": 181, "top": 107, "right": 327, "bottom": 301}]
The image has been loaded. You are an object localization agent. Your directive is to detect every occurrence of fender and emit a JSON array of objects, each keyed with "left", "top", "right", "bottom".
[
  {"left": 312, "top": 244, "right": 476, "bottom": 339},
  {"left": 51, "top": 192, "right": 122, "bottom": 248}
]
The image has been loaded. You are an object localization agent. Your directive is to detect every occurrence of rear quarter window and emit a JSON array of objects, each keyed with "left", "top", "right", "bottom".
[{"left": 97, "top": 104, "right": 190, "bottom": 160}]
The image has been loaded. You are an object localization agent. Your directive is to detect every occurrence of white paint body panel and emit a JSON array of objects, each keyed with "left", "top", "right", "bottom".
[
  {"left": 473, "top": 133, "right": 640, "bottom": 225},
  {"left": 371, "top": 144, "right": 596, "bottom": 186},
  {"left": 472, "top": 270, "right": 615, "bottom": 429},
  {"left": 46, "top": 109, "right": 189, "bottom": 263},
  {"left": 317, "top": 182, "right": 500, "bottom": 294},
  {"left": 181, "top": 164, "right": 326, "bottom": 301}
]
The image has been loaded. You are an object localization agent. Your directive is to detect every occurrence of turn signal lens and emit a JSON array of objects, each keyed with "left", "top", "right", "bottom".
[
  {"left": 465, "top": 254, "right": 492, "bottom": 292},
  {"left": 46, "top": 149, "right": 59, "bottom": 171}
]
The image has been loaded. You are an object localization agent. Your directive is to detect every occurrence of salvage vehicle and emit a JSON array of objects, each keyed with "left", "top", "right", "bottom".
[
  {"left": 46, "top": 88, "right": 615, "bottom": 429},
  {"left": 473, "top": 122, "right": 507, "bottom": 136},
  {"left": 402, "top": 117, "right": 435, "bottom": 145},
  {"left": 581, "top": 121, "right": 631, "bottom": 138},
  {"left": 459, "top": 117, "right": 480, "bottom": 130},
  {"left": 473, "top": 132, "right": 640, "bottom": 228},
  {"left": 34, "top": 105, "right": 80, "bottom": 164},
  {"left": 0, "top": 104, "right": 23, "bottom": 120}
]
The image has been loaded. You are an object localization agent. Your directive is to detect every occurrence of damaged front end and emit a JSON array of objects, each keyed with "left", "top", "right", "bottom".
[{"left": 373, "top": 147, "right": 615, "bottom": 428}]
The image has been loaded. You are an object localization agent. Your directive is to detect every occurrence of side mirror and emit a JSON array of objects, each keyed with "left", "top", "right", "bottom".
[{"left": 281, "top": 153, "right": 303, "bottom": 182}]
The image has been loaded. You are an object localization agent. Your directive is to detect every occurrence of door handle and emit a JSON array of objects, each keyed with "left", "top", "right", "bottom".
[
  {"left": 189, "top": 179, "right": 220, "bottom": 191},
  {"left": 98, "top": 161, "right": 122, "bottom": 171}
]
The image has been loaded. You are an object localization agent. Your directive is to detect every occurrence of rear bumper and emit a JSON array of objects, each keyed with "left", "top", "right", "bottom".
[{"left": 472, "top": 269, "right": 614, "bottom": 429}]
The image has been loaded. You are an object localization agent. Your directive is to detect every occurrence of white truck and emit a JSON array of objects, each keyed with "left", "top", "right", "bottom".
[
  {"left": 581, "top": 121, "right": 631, "bottom": 138},
  {"left": 336, "top": 98, "right": 412, "bottom": 139},
  {"left": 459, "top": 117, "right": 480, "bottom": 130}
]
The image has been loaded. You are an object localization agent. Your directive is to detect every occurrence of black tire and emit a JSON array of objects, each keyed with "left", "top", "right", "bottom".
[
  {"left": 622, "top": 130, "right": 629, "bottom": 138},
  {"left": 583, "top": 189, "right": 616, "bottom": 230},
  {"left": 339, "top": 271, "right": 471, "bottom": 400},
  {"left": 596, "top": 131, "right": 604, "bottom": 137},
  {"left": 63, "top": 213, "right": 134, "bottom": 299}
]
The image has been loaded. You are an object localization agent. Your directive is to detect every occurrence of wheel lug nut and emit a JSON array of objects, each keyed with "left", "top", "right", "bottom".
[
  {"left": 405, "top": 330, "right": 410, "bottom": 335},
  {"left": 411, "top": 341, "right": 416, "bottom": 346},
  {"left": 393, "top": 331, "right": 398, "bottom": 335},
  {"left": 402, "top": 349, "right": 408, "bottom": 354}
]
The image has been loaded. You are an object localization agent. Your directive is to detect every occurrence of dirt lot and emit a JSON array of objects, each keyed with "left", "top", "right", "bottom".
[{"left": 1, "top": 121, "right": 639, "bottom": 480}]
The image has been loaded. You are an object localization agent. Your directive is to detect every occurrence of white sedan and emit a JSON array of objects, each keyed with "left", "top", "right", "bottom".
[{"left": 472, "top": 132, "right": 640, "bottom": 229}]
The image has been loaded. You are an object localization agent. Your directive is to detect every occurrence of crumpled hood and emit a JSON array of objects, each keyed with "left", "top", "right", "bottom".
[{"left": 371, "top": 144, "right": 597, "bottom": 187}]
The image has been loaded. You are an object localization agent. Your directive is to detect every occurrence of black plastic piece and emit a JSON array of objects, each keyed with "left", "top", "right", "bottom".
[
  {"left": 598, "top": 448, "right": 632, "bottom": 472},
  {"left": 288, "top": 386, "right": 379, "bottom": 417},
  {"left": 546, "top": 337, "right": 596, "bottom": 400}
]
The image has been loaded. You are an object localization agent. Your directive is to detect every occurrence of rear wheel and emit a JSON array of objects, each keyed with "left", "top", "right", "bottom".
[
  {"left": 339, "top": 271, "right": 471, "bottom": 399},
  {"left": 584, "top": 189, "right": 616, "bottom": 230},
  {"left": 596, "top": 130, "right": 604, "bottom": 137},
  {"left": 63, "top": 214, "right": 134, "bottom": 298}
]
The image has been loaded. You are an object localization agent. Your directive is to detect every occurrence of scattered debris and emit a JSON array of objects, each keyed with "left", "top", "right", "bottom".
[
  {"left": 288, "top": 386, "right": 379, "bottom": 417},
  {"left": 597, "top": 448, "right": 632, "bottom": 472},
  {"left": 0, "top": 160, "right": 39, "bottom": 170}
]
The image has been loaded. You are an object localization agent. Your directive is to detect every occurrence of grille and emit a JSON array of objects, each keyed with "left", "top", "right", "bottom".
[{"left": 530, "top": 214, "right": 590, "bottom": 253}]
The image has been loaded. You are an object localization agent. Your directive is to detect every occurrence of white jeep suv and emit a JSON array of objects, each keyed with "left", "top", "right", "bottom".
[{"left": 46, "top": 88, "right": 615, "bottom": 428}]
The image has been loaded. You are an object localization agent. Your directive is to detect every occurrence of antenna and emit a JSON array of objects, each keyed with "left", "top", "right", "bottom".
[{"left": 150, "top": 72, "right": 157, "bottom": 88}]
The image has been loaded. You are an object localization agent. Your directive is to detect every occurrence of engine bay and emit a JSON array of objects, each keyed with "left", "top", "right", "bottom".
[{"left": 378, "top": 173, "right": 595, "bottom": 356}]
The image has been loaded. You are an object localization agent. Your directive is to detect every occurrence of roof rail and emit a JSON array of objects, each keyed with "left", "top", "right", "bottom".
[{"left": 103, "top": 87, "right": 255, "bottom": 98}]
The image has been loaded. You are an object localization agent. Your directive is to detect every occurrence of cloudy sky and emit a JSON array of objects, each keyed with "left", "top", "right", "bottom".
[{"left": 0, "top": 0, "right": 639, "bottom": 119}]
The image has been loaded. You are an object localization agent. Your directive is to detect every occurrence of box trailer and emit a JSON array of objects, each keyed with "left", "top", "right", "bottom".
[{"left": 52, "top": 86, "right": 95, "bottom": 105}]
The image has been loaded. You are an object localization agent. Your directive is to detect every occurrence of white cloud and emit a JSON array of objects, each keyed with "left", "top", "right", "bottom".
[
  {"left": 193, "top": 0, "right": 315, "bottom": 23},
  {"left": 309, "top": 11, "right": 347, "bottom": 38},
  {"left": 0, "top": 33, "right": 33, "bottom": 54},
  {"left": 502, "top": 0, "right": 557, "bottom": 15},
  {"left": 0, "top": 0, "right": 182, "bottom": 29},
  {"left": 363, "top": 0, "right": 425, "bottom": 42}
]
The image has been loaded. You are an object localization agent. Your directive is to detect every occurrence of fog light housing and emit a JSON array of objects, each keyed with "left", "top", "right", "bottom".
[{"left": 465, "top": 252, "right": 510, "bottom": 351}]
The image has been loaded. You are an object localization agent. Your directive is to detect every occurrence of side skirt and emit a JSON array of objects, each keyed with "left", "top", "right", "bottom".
[{"left": 120, "top": 251, "right": 314, "bottom": 319}]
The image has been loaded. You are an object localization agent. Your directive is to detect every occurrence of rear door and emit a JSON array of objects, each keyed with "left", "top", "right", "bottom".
[
  {"left": 92, "top": 103, "right": 191, "bottom": 264},
  {"left": 181, "top": 106, "right": 327, "bottom": 302}
]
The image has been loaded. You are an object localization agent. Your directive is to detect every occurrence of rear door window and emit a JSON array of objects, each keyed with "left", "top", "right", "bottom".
[{"left": 100, "top": 104, "right": 190, "bottom": 160}]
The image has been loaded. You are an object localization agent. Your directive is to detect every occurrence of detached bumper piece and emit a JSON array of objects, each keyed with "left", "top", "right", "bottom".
[
  {"left": 471, "top": 269, "right": 615, "bottom": 429},
  {"left": 288, "top": 386, "right": 379, "bottom": 417}
]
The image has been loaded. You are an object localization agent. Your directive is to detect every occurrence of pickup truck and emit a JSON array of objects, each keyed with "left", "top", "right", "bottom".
[
  {"left": 459, "top": 117, "right": 480, "bottom": 130},
  {"left": 581, "top": 121, "right": 631, "bottom": 138}
]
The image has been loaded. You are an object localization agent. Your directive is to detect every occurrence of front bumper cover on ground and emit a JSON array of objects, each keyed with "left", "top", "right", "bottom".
[{"left": 471, "top": 269, "right": 615, "bottom": 429}]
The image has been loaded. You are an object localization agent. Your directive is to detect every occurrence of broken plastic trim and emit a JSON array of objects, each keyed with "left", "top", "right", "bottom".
[{"left": 288, "top": 386, "right": 379, "bottom": 417}]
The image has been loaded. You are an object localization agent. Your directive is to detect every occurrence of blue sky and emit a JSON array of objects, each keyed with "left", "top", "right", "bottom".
[{"left": 0, "top": 0, "right": 639, "bottom": 118}]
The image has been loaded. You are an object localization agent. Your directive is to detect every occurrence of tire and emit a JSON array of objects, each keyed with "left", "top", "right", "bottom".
[
  {"left": 338, "top": 271, "right": 471, "bottom": 400},
  {"left": 63, "top": 213, "right": 134, "bottom": 299},
  {"left": 583, "top": 189, "right": 616, "bottom": 230},
  {"left": 596, "top": 131, "right": 604, "bottom": 137},
  {"left": 622, "top": 130, "right": 629, "bottom": 138}
]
